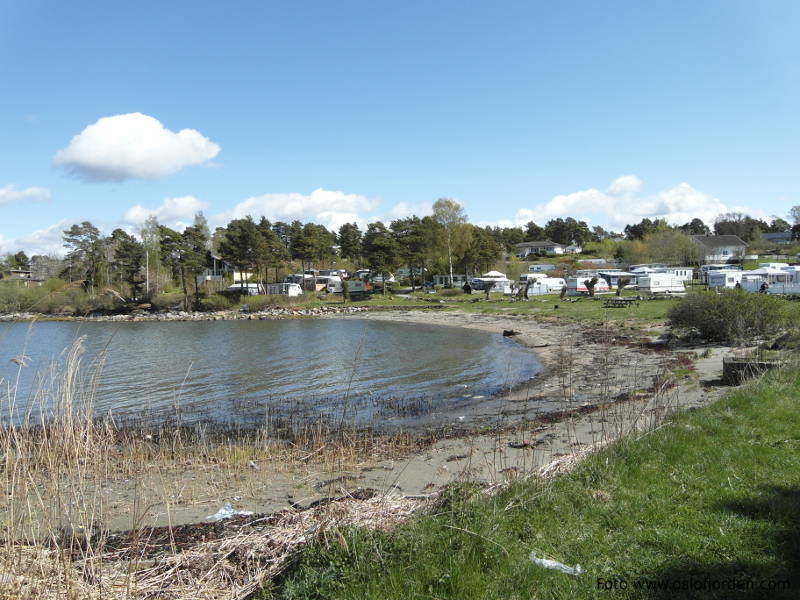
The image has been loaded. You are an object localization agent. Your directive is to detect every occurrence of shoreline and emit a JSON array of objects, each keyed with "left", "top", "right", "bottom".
[{"left": 3, "top": 309, "right": 735, "bottom": 533}]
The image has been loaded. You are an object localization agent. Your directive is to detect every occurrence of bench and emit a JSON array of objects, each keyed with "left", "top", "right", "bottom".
[{"left": 603, "top": 297, "right": 639, "bottom": 308}]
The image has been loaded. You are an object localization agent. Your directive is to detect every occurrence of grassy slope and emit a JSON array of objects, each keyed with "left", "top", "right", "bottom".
[{"left": 267, "top": 367, "right": 800, "bottom": 600}]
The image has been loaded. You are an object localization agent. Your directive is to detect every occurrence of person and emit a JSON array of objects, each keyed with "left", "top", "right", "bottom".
[
  {"left": 760, "top": 281, "right": 769, "bottom": 294},
  {"left": 462, "top": 282, "right": 472, "bottom": 294}
]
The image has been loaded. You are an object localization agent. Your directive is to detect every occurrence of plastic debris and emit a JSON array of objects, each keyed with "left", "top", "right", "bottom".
[
  {"left": 529, "top": 552, "right": 583, "bottom": 576},
  {"left": 207, "top": 502, "right": 254, "bottom": 521}
]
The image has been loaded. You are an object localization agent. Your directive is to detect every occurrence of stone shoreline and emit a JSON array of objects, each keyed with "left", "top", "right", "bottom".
[{"left": 0, "top": 305, "right": 368, "bottom": 322}]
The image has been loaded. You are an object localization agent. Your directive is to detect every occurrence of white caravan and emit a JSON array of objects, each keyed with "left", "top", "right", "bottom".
[
  {"left": 637, "top": 274, "right": 685, "bottom": 295},
  {"left": 265, "top": 282, "right": 303, "bottom": 297},
  {"left": 566, "top": 276, "right": 611, "bottom": 296}
]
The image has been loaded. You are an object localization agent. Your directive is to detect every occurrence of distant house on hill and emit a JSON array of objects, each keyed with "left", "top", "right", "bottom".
[
  {"left": 197, "top": 254, "right": 235, "bottom": 287},
  {"left": 690, "top": 235, "right": 747, "bottom": 263},
  {"left": 762, "top": 232, "right": 793, "bottom": 245},
  {"left": 0, "top": 268, "right": 42, "bottom": 288},
  {"left": 515, "top": 240, "right": 565, "bottom": 258}
]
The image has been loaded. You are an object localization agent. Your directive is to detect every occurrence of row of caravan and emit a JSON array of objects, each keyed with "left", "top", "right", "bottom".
[
  {"left": 706, "top": 264, "right": 800, "bottom": 294},
  {"left": 522, "top": 273, "right": 684, "bottom": 296}
]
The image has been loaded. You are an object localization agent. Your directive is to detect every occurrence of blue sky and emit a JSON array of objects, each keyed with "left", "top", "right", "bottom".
[{"left": 2, "top": 0, "right": 799, "bottom": 254}]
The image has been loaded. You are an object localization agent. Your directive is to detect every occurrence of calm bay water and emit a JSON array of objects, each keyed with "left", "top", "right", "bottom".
[{"left": 0, "top": 319, "right": 540, "bottom": 428}]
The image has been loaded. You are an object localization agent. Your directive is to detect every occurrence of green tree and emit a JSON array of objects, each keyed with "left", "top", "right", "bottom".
[
  {"left": 159, "top": 225, "right": 209, "bottom": 310},
  {"left": 390, "top": 216, "right": 435, "bottom": 291},
  {"left": 219, "top": 218, "right": 261, "bottom": 290},
  {"left": 713, "top": 213, "right": 768, "bottom": 241},
  {"left": 766, "top": 216, "right": 791, "bottom": 233},
  {"left": 624, "top": 218, "right": 669, "bottom": 241},
  {"left": 193, "top": 211, "right": 211, "bottom": 245},
  {"left": 62, "top": 221, "right": 105, "bottom": 293},
  {"left": 460, "top": 225, "right": 501, "bottom": 275},
  {"left": 182, "top": 224, "right": 211, "bottom": 308},
  {"left": 646, "top": 230, "right": 699, "bottom": 265},
  {"left": 788, "top": 205, "right": 800, "bottom": 225},
  {"left": 12, "top": 251, "right": 30, "bottom": 269},
  {"left": 432, "top": 198, "right": 470, "bottom": 287},
  {"left": 338, "top": 223, "right": 363, "bottom": 262},
  {"left": 110, "top": 229, "right": 145, "bottom": 299},
  {"left": 256, "top": 217, "right": 289, "bottom": 283},
  {"left": 291, "top": 223, "right": 319, "bottom": 287},
  {"left": 544, "top": 217, "right": 592, "bottom": 246},
  {"left": 363, "top": 222, "right": 400, "bottom": 296},
  {"left": 489, "top": 226, "right": 525, "bottom": 253},
  {"left": 678, "top": 218, "right": 710, "bottom": 235},
  {"left": 524, "top": 221, "right": 545, "bottom": 241}
]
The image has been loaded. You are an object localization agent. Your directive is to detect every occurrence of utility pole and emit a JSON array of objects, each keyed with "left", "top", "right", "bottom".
[{"left": 145, "top": 249, "right": 149, "bottom": 296}]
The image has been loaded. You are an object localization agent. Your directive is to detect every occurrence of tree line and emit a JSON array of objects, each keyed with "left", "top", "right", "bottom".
[{"left": 3, "top": 201, "right": 800, "bottom": 310}]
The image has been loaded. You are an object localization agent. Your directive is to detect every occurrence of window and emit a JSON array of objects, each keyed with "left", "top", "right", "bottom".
[{"left": 722, "top": 249, "right": 729, "bottom": 255}]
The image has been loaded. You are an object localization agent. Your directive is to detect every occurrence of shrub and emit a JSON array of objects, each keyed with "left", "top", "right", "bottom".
[
  {"left": 667, "top": 290, "right": 793, "bottom": 344},
  {"left": 241, "top": 294, "right": 307, "bottom": 311},
  {"left": 150, "top": 292, "right": 185, "bottom": 312},
  {"left": 198, "top": 294, "right": 232, "bottom": 312}
]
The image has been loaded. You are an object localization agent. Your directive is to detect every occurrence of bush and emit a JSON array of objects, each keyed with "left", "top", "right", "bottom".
[
  {"left": 198, "top": 294, "right": 232, "bottom": 312},
  {"left": 151, "top": 292, "right": 185, "bottom": 312},
  {"left": 0, "top": 281, "right": 118, "bottom": 314},
  {"left": 240, "top": 294, "right": 307, "bottom": 311},
  {"left": 667, "top": 290, "right": 793, "bottom": 344}
]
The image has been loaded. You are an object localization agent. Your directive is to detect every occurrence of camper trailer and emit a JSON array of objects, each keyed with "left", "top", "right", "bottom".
[
  {"left": 226, "top": 283, "right": 265, "bottom": 296},
  {"left": 706, "top": 270, "right": 744, "bottom": 289},
  {"left": 700, "top": 264, "right": 741, "bottom": 284},
  {"left": 265, "top": 283, "right": 303, "bottom": 297},
  {"left": 637, "top": 274, "right": 685, "bottom": 296},
  {"left": 598, "top": 271, "right": 638, "bottom": 289},
  {"left": 521, "top": 275, "right": 566, "bottom": 296},
  {"left": 566, "top": 276, "right": 611, "bottom": 296},
  {"left": 656, "top": 267, "right": 693, "bottom": 282}
]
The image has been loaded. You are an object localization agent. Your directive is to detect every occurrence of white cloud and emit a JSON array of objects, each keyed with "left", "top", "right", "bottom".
[
  {"left": 607, "top": 175, "right": 643, "bottom": 196},
  {"left": 214, "top": 188, "right": 379, "bottom": 231},
  {"left": 0, "top": 219, "right": 72, "bottom": 256},
  {"left": 511, "top": 176, "right": 749, "bottom": 229},
  {"left": 54, "top": 113, "right": 220, "bottom": 182},
  {"left": 383, "top": 201, "right": 433, "bottom": 221},
  {"left": 122, "top": 195, "right": 209, "bottom": 230},
  {"left": 0, "top": 184, "right": 51, "bottom": 205}
]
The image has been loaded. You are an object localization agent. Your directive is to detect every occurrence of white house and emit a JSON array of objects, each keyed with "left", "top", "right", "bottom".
[
  {"left": 690, "top": 235, "right": 747, "bottom": 264},
  {"left": 515, "top": 240, "right": 565, "bottom": 258},
  {"left": 197, "top": 254, "right": 235, "bottom": 286}
]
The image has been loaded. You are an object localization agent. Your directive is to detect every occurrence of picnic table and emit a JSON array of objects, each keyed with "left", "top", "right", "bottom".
[{"left": 603, "top": 296, "right": 639, "bottom": 308}]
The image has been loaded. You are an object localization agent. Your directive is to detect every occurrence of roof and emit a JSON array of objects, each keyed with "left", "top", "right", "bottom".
[
  {"left": 515, "top": 240, "right": 564, "bottom": 248},
  {"left": 762, "top": 232, "right": 792, "bottom": 241},
  {"left": 690, "top": 235, "right": 746, "bottom": 248}
]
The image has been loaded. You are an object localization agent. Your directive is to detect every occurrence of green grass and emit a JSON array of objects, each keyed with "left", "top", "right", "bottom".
[
  {"left": 266, "top": 367, "right": 800, "bottom": 599},
  {"left": 368, "top": 289, "right": 673, "bottom": 327}
]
